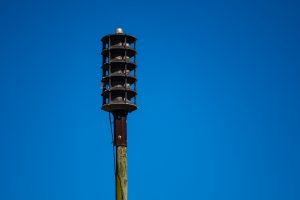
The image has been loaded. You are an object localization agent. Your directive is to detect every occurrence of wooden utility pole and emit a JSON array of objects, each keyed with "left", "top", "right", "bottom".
[
  {"left": 114, "top": 111, "right": 128, "bottom": 200},
  {"left": 101, "top": 28, "right": 138, "bottom": 200},
  {"left": 116, "top": 146, "right": 128, "bottom": 200}
]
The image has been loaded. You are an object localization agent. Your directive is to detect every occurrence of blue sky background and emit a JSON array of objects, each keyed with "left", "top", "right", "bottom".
[{"left": 0, "top": 0, "right": 300, "bottom": 199}]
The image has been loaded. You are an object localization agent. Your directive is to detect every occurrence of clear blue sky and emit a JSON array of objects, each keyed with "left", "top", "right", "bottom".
[{"left": 0, "top": 0, "right": 300, "bottom": 199}]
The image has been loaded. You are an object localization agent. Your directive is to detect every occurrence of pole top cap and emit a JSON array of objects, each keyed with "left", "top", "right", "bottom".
[{"left": 115, "top": 28, "right": 124, "bottom": 34}]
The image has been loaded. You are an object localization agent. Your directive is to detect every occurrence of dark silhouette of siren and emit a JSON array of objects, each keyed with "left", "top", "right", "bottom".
[{"left": 101, "top": 28, "right": 137, "bottom": 112}]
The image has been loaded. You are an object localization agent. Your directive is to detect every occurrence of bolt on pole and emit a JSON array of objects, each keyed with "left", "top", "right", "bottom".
[{"left": 101, "top": 28, "right": 138, "bottom": 200}]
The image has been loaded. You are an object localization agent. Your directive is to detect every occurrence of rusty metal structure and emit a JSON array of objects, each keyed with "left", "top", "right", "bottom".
[{"left": 101, "top": 28, "right": 137, "bottom": 200}]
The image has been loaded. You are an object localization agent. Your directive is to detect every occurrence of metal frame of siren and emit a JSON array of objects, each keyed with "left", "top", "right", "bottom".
[{"left": 101, "top": 28, "right": 138, "bottom": 200}]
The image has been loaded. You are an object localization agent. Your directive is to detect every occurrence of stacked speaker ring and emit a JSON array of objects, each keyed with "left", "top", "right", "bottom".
[{"left": 101, "top": 31, "right": 137, "bottom": 112}]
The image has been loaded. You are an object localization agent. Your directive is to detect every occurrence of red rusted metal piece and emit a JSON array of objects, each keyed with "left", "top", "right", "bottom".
[{"left": 113, "top": 111, "right": 127, "bottom": 146}]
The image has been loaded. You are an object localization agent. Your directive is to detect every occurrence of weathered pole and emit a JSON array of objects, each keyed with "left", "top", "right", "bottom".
[
  {"left": 114, "top": 111, "right": 128, "bottom": 200},
  {"left": 101, "top": 28, "right": 138, "bottom": 200}
]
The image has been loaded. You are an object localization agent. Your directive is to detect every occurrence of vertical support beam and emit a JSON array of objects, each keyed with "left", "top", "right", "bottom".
[
  {"left": 116, "top": 146, "right": 128, "bottom": 200},
  {"left": 113, "top": 111, "right": 127, "bottom": 146},
  {"left": 113, "top": 111, "right": 128, "bottom": 200}
]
